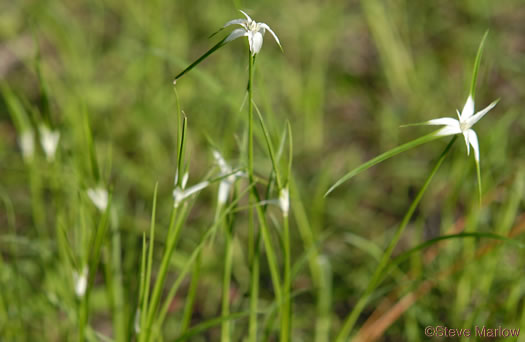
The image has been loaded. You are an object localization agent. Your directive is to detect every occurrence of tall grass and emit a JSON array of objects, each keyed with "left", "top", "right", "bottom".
[{"left": 1, "top": 1, "right": 524, "bottom": 342}]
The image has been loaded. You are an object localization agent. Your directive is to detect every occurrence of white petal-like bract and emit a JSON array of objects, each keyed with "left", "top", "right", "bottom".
[
  {"left": 460, "top": 95, "right": 475, "bottom": 121},
  {"left": 87, "top": 187, "right": 109, "bottom": 212},
  {"left": 73, "top": 266, "right": 88, "bottom": 298},
  {"left": 39, "top": 126, "right": 60, "bottom": 162},
  {"left": 173, "top": 181, "right": 210, "bottom": 208},
  {"left": 467, "top": 129, "right": 480, "bottom": 162},
  {"left": 279, "top": 187, "right": 290, "bottom": 217},
  {"left": 19, "top": 130, "right": 34, "bottom": 162}
]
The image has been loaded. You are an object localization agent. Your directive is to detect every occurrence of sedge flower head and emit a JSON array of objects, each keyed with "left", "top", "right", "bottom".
[
  {"left": 424, "top": 95, "right": 498, "bottom": 162},
  {"left": 223, "top": 10, "right": 281, "bottom": 56}
]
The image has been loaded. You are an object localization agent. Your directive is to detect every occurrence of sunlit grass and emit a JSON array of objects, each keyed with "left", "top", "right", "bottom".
[{"left": 1, "top": 1, "right": 524, "bottom": 341}]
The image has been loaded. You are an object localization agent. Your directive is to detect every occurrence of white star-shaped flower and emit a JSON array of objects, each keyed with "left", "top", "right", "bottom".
[
  {"left": 423, "top": 95, "right": 498, "bottom": 162},
  {"left": 223, "top": 10, "right": 281, "bottom": 56}
]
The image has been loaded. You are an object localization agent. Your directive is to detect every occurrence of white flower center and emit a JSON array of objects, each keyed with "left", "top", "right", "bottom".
[
  {"left": 459, "top": 120, "right": 470, "bottom": 132},
  {"left": 247, "top": 20, "right": 258, "bottom": 32}
]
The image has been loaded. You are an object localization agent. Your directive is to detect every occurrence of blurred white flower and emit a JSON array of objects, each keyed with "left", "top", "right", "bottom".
[
  {"left": 173, "top": 181, "right": 209, "bottom": 208},
  {"left": 39, "top": 125, "right": 60, "bottom": 161},
  {"left": 422, "top": 95, "right": 498, "bottom": 162},
  {"left": 73, "top": 266, "right": 88, "bottom": 298},
  {"left": 19, "top": 130, "right": 34, "bottom": 162},
  {"left": 213, "top": 150, "right": 243, "bottom": 205},
  {"left": 223, "top": 10, "right": 281, "bottom": 56},
  {"left": 87, "top": 187, "right": 109, "bottom": 211},
  {"left": 279, "top": 186, "right": 290, "bottom": 217}
]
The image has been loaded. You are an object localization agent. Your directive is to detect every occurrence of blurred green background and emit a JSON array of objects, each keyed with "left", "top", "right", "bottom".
[{"left": 1, "top": 0, "right": 524, "bottom": 341}]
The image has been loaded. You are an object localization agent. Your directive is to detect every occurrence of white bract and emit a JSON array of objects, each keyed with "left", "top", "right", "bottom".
[
  {"left": 174, "top": 170, "right": 189, "bottom": 189},
  {"left": 87, "top": 187, "right": 109, "bottom": 212},
  {"left": 19, "top": 130, "right": 34, "bottom": 162},
  {"left": 39, "top": 125, "right": 60, "bottom": 161},
  {"left": 173, "top": 180, "right": 209, "bottom": 208},
  {"left": 223, "top": 10, "right": 281, "bottom": 56},
  {"left": 424, "top": 95, "right": 498, "bottom": 162},
  {"left": 73, "top": 266, "right": 88, "bottom": 298},
  {"left": 279, "top": 186, "right": 290, "bottom": 217},
  {"left": 213, "top": 150, "right": 243, "bottom": 205}
]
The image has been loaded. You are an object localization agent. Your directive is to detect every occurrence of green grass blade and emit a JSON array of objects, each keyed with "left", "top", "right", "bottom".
[
  {"left": 470, "top": 30, "right": 488, "bottom": 100},
  {"left": 174, "top": 36, "right": 229, "bottom": 83},
  {"left": 1, "top": 83, "right": 32, "bottom": 132},
  {"left": 176, "top": 115, "right": 188, "bottom": 188},
  {"left": 152, "top": 185, "right": 253, "bottom": 337},
  {"left": 174, "top": 312, "right": 251, "bottom": 342},
  {"left": 82, "top": 109, "right": 100, "bottom": 182},
  {"left": 391, "top": 233, "right": 524, "bottom": 269},
  {"left": 180, "top": 253, "right": 202, "bottom": 334},
  {"left": 286, "top": 121, "right": 293, "bottom": 186},
  {"left": 325, "top": 131, "right": 443, "bottom": 196},
  {"left": 335, "top": 136, "right": 456, "bottom": 342},
  {"left": 253, "top": 102, "right": 282, "bottom": 189},
  {"left": 140, "top": 183, "right": 158, "bottom": 335},
  {"left": 136, "top": 232, "right": 147, "bottom": 335}
]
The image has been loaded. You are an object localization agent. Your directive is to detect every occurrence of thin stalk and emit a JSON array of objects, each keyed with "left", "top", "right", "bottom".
[
  {"left": 248, "top": 53, "right": 282, "bottom": 296},
  {"left": 335, "top": 136, "right": 456, "bottom": 342},
  {"left": 248, "top": 237, "right": 260, "bottom": 342},
  {"left": 140, "top": 205, "right": 183, "bottom": 342},
  {"left": 180, "top": 253, "right": 202, "bottom": 333},
  {"left": 78, "top": 197, "right": 111, "bottom": 341},
  {"left": 247, "top": 49, "right": 259, "bottom": 342},
  {"left": 221, "top": 222, "right": 233, "bottom": 342},
  {"left": 280, "top": 214, "right": 291, "bottom": 342},
  {"left": 246, "top": 51, "right": 282, "bottom": 338}
]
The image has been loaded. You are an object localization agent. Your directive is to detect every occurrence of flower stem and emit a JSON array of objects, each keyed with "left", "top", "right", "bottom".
[
  {"left": 280, "top": 213, "right": 292, "bottom": 342},
  {"left": 248, "top": 237, "right": 260, "bottom": 342},
  {"left": 221, "top": 220, "right": 233, "bottom": 342},
  {"left": 335, "top": 136, "right": 457, "bottom": 342},
  {"left": 140, "top": 206, "right": 184, "bottom": 342},
  {"left": 247, "top": 49, "right": 259, "bottom": 342},
  {"left": 246, "top": 51, "right": 282, "bottom": 339}
]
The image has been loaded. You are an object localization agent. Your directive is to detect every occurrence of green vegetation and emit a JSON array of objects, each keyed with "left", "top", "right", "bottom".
[{"left": 1, "top": 1, "right": 524, "bottom": 341}]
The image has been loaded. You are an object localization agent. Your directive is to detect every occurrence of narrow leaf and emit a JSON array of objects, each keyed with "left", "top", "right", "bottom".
[
  {"left": 325, "top": 131, "right": 443, "bottom": 196},
  {"left": 470, "top": 30, "right": 489, "bottom": 101},
  {"left": 174, "top": 36, "right": 229, "bottom": 83},
  {"left": 253, "top": 102, "right": 282, "bottom": 189}
]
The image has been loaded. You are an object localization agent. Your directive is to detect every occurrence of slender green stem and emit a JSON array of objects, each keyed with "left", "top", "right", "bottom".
[
  {"left": 180, "top": 252, "right": 201, "bottom": 334},
  {"left": 246, "top": 50, "right": 282, "bottom": 340},
  {"left": 246, "top": 51, "right": 282, "bottom": 300},
  {"left": 280, "top": 214, "right": 291, "bottom": 342},
  {"left": 79, "top": 197, "right": 111, "bottom": 341},
  {"left": 141, "top": 206, "right": 182, "bottom": 342},
  {"left": 249, "top": 236, "right": 260, "bottom": 342},
  {"left": 335, "top": 136, "right": 456, "bottom": 342},
  {"left": 221, "top": 221, "right": 233, "bottom": 342}
]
